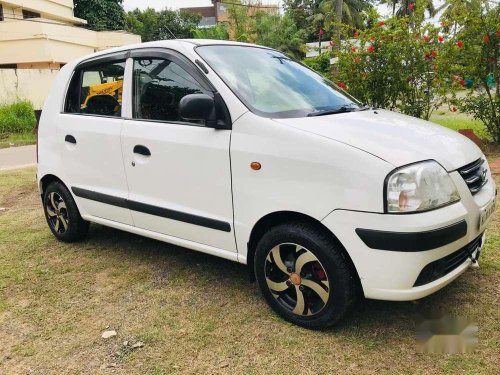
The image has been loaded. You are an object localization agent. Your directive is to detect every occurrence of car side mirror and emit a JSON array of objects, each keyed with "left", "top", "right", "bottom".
[
  {"left": 179, "top": 94, "right": 215, "bottom": 123},
  {"left": 179, "top": 93, "right": 218, "bottom": 126}
]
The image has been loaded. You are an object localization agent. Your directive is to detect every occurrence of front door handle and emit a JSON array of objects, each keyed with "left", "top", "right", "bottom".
[
  {"left": 65, "top": 135, "right": 76, "bottom": 144},
  {"left": 133, "top": 145, "right": 151, "bottom": 156}
]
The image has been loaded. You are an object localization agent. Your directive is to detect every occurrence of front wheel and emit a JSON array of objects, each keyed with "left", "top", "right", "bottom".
[
  {"left": 43, "top": 181, "right": 89, "bottom": 242},
  {"left": 254, "top": 222, "right": 357, "bottom": 329}
]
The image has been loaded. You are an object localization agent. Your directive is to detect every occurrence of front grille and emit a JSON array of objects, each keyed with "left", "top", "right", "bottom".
[
  {"left": 458, "top": 158, "right": 488, "bottom": 195},
  {"left": 413, "top": 234, "right": 483, "bottom": 287}
]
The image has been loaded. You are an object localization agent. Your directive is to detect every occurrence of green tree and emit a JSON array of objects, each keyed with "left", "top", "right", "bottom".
[
  {"left": 340, "top": 0, "right": 374, "bottom": 28},
  {"left": 191, "top": 24, "right": 230, "bottom": 40},
  {"left": 307, "top": 1, "right": 337, "bottom": 43},
  {"left": 125, "top": 8, "right": 201, "bottom": 41},
  {"left": 379, "top": 0, "right": 399, "bottom": 16},
  {"left": 283, "top": 0, "right": 322, "bottom": 41},
  {"left": 253, "top": 13, "right": 307, "bottom": 58},
  {"left": 220, "top": 5, "right": 307, "bottom": 58},
  {"left": 379, "top": 0, "right": 437, "bottom": 18},
  {"left": 74, "top": 0, "right": 126, "bottom": 31},
  {"left": 226, "top": 0, "right": 254, "bottom": 42},
  {"left": 306, "top": 0, "right": 374, "bottom": 52},
  {"left": 284, "top": 0, "right": 374, "bottom": 42},
  {"left": 442, "top": 0, "right": 500, "bottom": 143},
  {"left": 302, "top": 52, "right": 333, "bottom": 75}
]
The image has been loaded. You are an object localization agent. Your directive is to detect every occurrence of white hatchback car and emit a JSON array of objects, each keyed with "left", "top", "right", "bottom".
[{"left": 38, "top": 40, "right": 497, "bottom": 329}]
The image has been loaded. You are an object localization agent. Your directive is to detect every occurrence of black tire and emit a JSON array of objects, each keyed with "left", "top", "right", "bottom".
[
  {"left": 43, "top": 181, "right": 89, "bottom": 242},
  {"left": 254, "top": 222, "right": 357, "bottom": 329}
]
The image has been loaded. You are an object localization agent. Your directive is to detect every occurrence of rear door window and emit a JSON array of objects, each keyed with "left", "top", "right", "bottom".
[{"left": 65, "top": 61, "right": 126, "bottom": 117}]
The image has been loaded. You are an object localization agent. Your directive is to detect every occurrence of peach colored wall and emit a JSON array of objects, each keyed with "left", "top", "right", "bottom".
[
  {"left": 0, "top": 1, "right": 140, "bottom": 109},
  {"left": 0, "top": 68, "right": 59, "bottom": 109},
  {"left": 0, "top": 21, "right": 140, "bottom": 65},
  {"left": 1, "top": 0, "right": 86, "bottom": 24}
]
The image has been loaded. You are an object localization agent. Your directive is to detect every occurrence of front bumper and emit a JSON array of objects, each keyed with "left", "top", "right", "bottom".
[{"left": 321, "top": 169, "right": 496, "bottom": 301}]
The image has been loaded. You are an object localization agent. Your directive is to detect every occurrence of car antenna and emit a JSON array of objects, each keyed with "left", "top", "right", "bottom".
[{"left": 165, "top": 26, "right": 177, "bottom": 39}]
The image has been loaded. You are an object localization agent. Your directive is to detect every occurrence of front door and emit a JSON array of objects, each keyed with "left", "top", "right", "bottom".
[
  {"left": 59, "top": 58, "right": 133, "bottom": 225},
  {"left": 121, "top": 53, "right": 236, "bottom": 252}
]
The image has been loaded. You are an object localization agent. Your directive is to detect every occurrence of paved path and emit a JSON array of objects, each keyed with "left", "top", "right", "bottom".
[{"left": 0, "top": 145, "right": 36, "bottom": 171}]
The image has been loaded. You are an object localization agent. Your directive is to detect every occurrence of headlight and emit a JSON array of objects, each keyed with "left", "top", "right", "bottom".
[{"left": 385, "top": 160, "right": 460, "bottom": 213}]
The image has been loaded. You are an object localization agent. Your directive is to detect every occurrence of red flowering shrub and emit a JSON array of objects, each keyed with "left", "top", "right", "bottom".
[
  {"left": 305, "top": 0, "right": 499, "bottom": 142},
  {"left": 334, "top": 16, "right": 449, "bottom": 120},
  {"left": 337, "top": 81, "right": 348, "bottom": 90}
]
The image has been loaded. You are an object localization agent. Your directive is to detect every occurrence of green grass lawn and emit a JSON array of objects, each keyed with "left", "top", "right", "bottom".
[
  {"left": 0, "top": 132, "right": 37, "bottom": 149},
  {"left": 0, "top": 168, "right": 499, "bottom": 374},
  {"left": 432, "top": 117, "right": 486, "bottom": 135}
]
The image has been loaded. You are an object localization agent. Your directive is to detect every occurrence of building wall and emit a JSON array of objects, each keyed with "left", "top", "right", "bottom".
[
  {"left": 0, "top": 0, "right": 140, "bottom": 109},
  {"left": 1, "top": 0, "right": 86, "bottom": 24},
  {"left": 0, "top": 20, "right": 140, "bottom": 65},
  {"left": 0, "top": 68, "right": 60, "bottom": 109}
]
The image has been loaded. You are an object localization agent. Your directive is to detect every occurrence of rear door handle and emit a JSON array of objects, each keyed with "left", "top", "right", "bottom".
[
  {"left": 65, "top": 135, "right": 76, "bottom": 144},
  {"left": 133, "top": 145, "right": 151, "bottom": 156}
]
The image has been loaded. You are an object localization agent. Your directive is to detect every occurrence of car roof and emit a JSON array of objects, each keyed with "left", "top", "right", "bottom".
[
  {"left": 72, "top": 39, "right": 272, "bottom": 67},
  {"left": 177, "top": 39, "right": 267, "bottom": 47}
]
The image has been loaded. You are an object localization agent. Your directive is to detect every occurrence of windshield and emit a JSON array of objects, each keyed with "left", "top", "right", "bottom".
[{"left": 196, "top": 45, "right": 362, "bottom": 118}]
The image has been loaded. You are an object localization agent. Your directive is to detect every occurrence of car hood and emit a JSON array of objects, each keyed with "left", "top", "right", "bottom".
[{"left": 273, "top": 109, "right": 482, "bottom": 171}]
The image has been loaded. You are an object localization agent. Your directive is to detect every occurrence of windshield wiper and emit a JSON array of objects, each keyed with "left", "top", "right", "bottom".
[
  {"left": 307, "top": 105, "right": 359, "bottom": 117},
  {"left": 270, "top": 55, "right": 291, "bottom": 64}
]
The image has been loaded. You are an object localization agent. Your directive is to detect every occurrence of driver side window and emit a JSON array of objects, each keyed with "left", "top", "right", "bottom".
[{"left": 132, "top": 58, "right": 207, "bottom": 124}]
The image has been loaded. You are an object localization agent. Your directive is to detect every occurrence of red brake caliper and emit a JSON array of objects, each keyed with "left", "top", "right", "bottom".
[{"left": 312, "top": 263, "right": 326, "bottom": 281}]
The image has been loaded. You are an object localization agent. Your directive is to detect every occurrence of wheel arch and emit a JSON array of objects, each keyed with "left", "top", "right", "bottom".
[
  {"left": 246, "top": 210, "right": 361, "bottom": 289},
  {"left": 39, "top": 174, "right": 67, "bottom": 197}
]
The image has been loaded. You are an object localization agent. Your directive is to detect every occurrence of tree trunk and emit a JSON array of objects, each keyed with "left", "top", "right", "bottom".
[
  {"left": 335, "top": 0, "right": 343, "bottom": 52},
  {"left": 335, "top": 0, "right": 343, "bottom": 23}
]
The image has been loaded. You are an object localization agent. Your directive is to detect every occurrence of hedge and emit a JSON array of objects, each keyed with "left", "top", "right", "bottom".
[{"left": 0, "top": 100, "right": 37, "bottom": 135}]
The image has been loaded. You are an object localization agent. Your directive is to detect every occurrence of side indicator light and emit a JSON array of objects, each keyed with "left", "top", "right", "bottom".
[{"left": 251, "top": 162, "right": 261, "bottom": 171}]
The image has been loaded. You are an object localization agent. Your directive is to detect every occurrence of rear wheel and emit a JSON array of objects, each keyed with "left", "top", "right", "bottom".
[
  {"left": 43, "top": 182, "right": 89, "bottom": 242},
  {"left": 254, "top": 222, "right": 357, "bottom": 329}
]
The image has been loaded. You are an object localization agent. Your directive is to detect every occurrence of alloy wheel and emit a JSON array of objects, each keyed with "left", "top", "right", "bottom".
[
  {"left": 46, "top": 192, "right": 69, "bottom": 234},
  {"left": 264, "top": 243, "right": 330, "bottom": 316}
]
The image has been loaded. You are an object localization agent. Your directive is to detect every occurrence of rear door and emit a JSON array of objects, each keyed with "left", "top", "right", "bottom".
[
  {"left": 120, "top": 49, "right": 236, "bottom": 252},
  {"left": 59, "top": 54, "right": 133, "bottom": 225}
]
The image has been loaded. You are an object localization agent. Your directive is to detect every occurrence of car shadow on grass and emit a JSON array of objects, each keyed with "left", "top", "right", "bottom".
[
  {"left": 84, "top": 223, "right": 481, "bottom": 338},
  {"left": 85, "top": 223, "right": 249, "bottom": 286}
]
